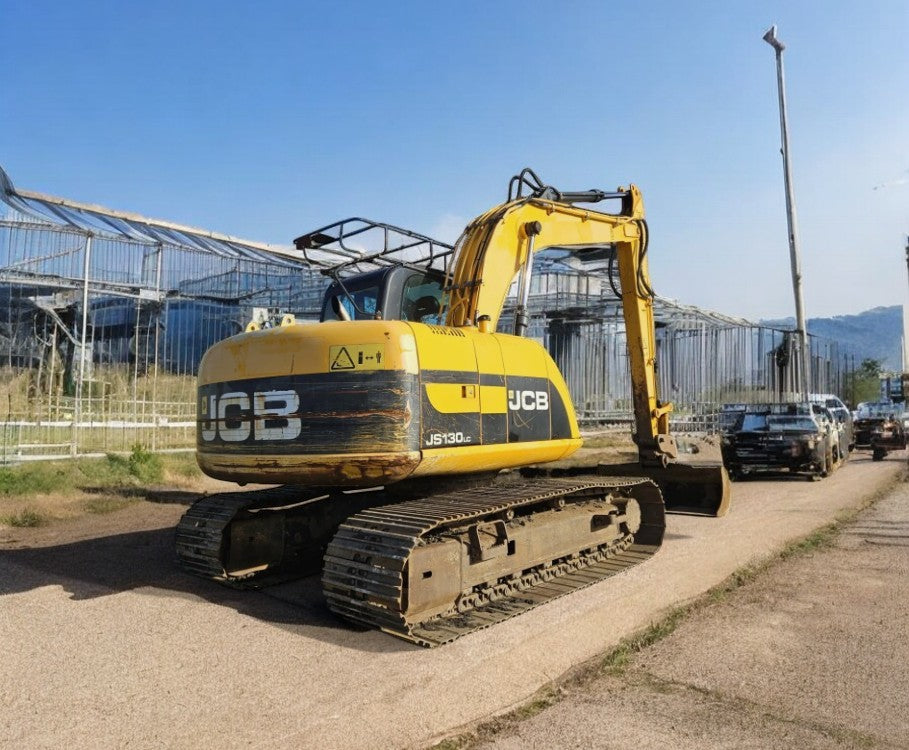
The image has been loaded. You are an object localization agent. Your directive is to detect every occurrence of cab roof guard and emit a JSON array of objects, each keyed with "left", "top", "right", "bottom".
[{"left": 294, "top": 218, "right": 454, "bottom": 278}]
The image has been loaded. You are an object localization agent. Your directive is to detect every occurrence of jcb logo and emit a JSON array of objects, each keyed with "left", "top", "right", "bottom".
[
  {"left": 508, "top": 390, "right": 549, "bottom": 411},
  {"left": 200, "top": 389, "right": 301, "bottom": 442}
]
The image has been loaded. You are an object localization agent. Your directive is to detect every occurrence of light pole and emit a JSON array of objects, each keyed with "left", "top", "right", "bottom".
[
  {"left": 904, "top": 236, "right": 909, "bottom": 371},
  {"left": 763, "top": 24, "right": 810, "bottom": 401}
]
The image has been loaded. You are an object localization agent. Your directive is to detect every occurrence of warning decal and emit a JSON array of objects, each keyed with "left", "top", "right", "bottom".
[{"left": 329, "top": 344, "right": 386, "bottom": 372}]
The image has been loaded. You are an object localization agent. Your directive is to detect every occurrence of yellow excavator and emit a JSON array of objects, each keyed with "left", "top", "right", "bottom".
[{"left": 177, "top": 168, "right": 730, "bottom": 646}]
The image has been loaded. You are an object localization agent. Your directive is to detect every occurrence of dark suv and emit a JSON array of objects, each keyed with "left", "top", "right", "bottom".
[
  {"left": 853, "top": 402, "right": 907, "bottom": 460},
  {"left": 722, "top": 404, "right": 831, "bottom": 481}
]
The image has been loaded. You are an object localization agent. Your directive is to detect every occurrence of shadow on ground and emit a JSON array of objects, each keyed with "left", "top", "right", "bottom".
[
  {"left": 77, "top": 485, "right": 208, "bottom": 505},
  {"left": 0, "top": 522, "right": 415, "bottom": 653}
]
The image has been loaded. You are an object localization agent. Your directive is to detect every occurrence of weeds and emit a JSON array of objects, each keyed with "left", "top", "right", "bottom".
[
  {"left": 168, "top": 459, "right": 202, "bottom": 479},
  {"left": 104, "top": 444, "right": 162, "bottom": 484},
  {"left": 430, "top": 688, "right": 561, "bottom": 750},
  {"left": 0, "top": 465, "right": 68, "bottom": 496},
  {"left": 125, "top": 444, "right": 163, "bottom": 484},
  {"left": 1, "top": 448, "right": 195, "bottom": 501},
  {"left": 0, "top": 449, "right": 196, "bottom": 526},
  {"left": 601, "top": 606, "right": 689, "bottom": 674},
  {"left": 1, "top": 507, "right": 45, "bottom": 527},
  {"left": 779, "top": 523, "right": 839, "bottom": 558}
]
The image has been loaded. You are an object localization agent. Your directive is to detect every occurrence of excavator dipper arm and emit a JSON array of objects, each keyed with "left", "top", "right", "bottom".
[
  {"left": 444, "top": 184, "right": 729, "bottom": 515},
  {"left": 445, "top": 188, "right": 671, "bottom": 465}
]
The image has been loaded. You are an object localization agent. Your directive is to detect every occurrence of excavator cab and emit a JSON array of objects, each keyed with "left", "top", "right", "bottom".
[{"left": 320, "top": 266, "right": 445, "bottom": 325}]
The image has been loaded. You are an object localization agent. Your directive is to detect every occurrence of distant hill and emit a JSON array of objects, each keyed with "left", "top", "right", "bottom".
[{"left": 761, "top": 305, "right": 904, "bottom": 371}]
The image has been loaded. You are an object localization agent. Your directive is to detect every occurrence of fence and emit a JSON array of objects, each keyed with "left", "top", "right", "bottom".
[
  {"left": 501, "top": 264, "right": 849, "bottom": 431},
  {"left": 0, "top": 166, "right": 327, "bottom": 460},
  {"left": 1, "top": 166, "right": 850, "bottom": 461}
]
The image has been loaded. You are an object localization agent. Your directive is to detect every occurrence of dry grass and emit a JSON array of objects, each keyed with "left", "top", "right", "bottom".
[
  {"left": 0, "top": 365, "right": 196, "bottom": 416},
  {"left": 0, "top": 365, "right": 198, "bottom": 454},
  {"left": 581, "top": 431, "right": 637, "bottom": 450},
  {"left": 0, "top": 507, "right": 46, "bottom": 527},
  {"left": 0, "top": 451, "right": 225, "bottom": 527}
]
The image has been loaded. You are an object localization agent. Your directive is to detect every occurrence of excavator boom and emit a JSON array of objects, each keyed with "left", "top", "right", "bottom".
[{"left": 441, "top": 181, "right": 729, "bottom": 514}]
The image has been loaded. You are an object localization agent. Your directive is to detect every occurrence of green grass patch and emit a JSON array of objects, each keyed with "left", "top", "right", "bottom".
[
  {"left": 1, "top": 507, "right": 46, "bottom": 527},
  {"left": 0, "top": 456, "right": 129, "bottom": 496},
  {"left": 0, "top": 446, "right": 198, "bottom": 501},
  {"left": 0, "top": 464, "right": 71, "bottom": 496},
  {"left": 103, "top": 444, "right": 163, "bottom": 484},
  {"left": 162, "top": 454, "right": 202, "bottom": 479},
  {"left": 106, "top": 444, "right": 164, "bottom": 484},
  {"left": 779, "top": 522, "right": 839, "bottom": 558}
]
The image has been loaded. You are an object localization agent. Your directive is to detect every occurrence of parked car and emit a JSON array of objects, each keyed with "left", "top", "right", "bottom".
[
  {"left": 722, "top": 403, "right": 831, "bottom": 481},
  {"left": 853, "top": 401, "right": 907, "bottom": 460},
  {"left": 718, "top": 403, "right": 748, "bottom": 434},
  {"left": 810, "top": 403, "right": 849, "bottom": 467},
  {"left": 810, "top": 393, "right": 854, "bottom": 452}
]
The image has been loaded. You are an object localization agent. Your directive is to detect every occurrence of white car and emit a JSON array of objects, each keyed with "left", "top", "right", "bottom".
[{"left": 810, "top": 393, "right": 854, "bottom": 452}]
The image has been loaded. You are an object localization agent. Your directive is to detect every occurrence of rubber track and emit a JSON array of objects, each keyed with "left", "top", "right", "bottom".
[
  {"left": 322, "top": 476, "right": 664, "bottom": 647},
  {"left": 175, "top": 486, "right": 306, "bottom": 584}
]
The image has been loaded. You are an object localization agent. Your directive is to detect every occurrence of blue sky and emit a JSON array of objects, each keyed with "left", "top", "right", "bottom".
[{"left": 2, "top": 0, "right": 907, "bottom": 320}]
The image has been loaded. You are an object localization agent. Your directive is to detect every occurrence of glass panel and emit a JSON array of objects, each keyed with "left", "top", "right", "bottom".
[
  {"left": 740, "top": 414, "right": 768, "bottom": 431},
  {"left": 322, "top": 286, "right": 380, "bottom": 321},
  {"left": 401, "top": 273, "right": 443, "bottom": 324}
]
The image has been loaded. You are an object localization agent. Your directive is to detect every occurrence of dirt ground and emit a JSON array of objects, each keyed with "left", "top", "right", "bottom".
[
  {"left": 0, "top": 450, "right": 905, "bottom": 750},
  {"left": 476, "top": 467, "right": 909, "bottom": 750}
]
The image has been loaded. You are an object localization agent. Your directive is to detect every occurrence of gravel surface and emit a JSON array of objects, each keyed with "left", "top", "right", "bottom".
[
  {"left": 479, "top": 463, "right": 909, "bottom": 750},
  {"left": 0, "top": 453, "right": 903, "bottom": 750}
]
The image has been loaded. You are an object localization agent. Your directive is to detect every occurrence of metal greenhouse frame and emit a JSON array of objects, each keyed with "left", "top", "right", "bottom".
[
  {"left": 1, "top": 166, "right": 848, "bottom": 462},
  {"left": 0, "top": 166, "right": 325, "bottom": 459}
]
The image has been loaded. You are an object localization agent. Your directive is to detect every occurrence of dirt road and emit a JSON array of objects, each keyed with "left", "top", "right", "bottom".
[
  {"left": 0, "top": 454, "right": 903, "bottom": 750},
  {"left": 477, "top": 468, "right": 909, "bottom": 749}
]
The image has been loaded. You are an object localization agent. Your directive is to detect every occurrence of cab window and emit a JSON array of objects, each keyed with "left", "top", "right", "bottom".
[
  {"left": 401, "top": 273, "right": 444, "bottom": 324},
  {"left": 321, "top": 286, "right": 380, "bottom": 321},
  {"left": 739, "top": 414, "right": 768, "bottom": 431}
]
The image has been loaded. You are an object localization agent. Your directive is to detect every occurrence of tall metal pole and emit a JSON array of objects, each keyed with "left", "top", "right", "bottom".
[
  {"left": 75, "top": 233, "right": 93, "bottom": 457},
  {"left": 903, "top": 237, "right": 909, "bottom": 371},
  {"left": 764, "top": 25, "right": 810, "bottom": 401}
]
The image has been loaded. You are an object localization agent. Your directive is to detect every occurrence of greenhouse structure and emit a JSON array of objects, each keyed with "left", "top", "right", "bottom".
[{"left": 0, "top": 166, "right": 847, "bottom": 461}]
